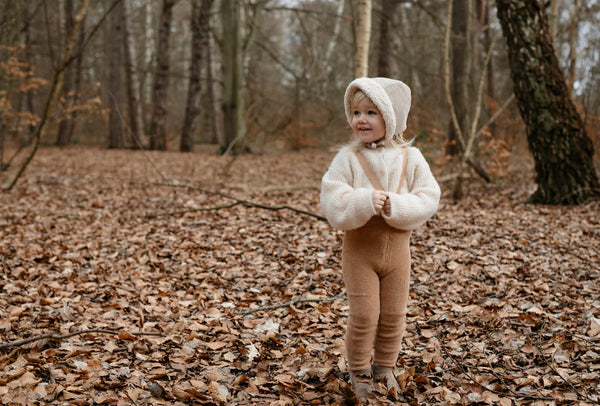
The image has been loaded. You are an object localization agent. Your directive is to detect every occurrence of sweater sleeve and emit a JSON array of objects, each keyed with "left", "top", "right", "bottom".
[
  {"left": 320, "top": 150, "right": 377, "bottom": 230},
  {"left": 382, "top": 148, "right": 440, "bottom": 230}
]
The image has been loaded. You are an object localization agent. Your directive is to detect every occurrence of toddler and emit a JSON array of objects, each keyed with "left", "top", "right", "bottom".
[{"left": 320, "top": 77, "right": 440, "bottom": 400}]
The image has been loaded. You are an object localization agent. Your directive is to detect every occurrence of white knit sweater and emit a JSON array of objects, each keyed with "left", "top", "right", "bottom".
[{"left": 320, "top": 145, "right": 440, "bottom": 231}]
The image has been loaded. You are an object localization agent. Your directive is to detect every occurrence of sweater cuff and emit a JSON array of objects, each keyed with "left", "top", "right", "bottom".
[{"left": 354, "top": 187, "right": 378, "bottom": 218}]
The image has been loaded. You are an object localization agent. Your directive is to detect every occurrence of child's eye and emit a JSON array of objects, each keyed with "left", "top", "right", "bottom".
[
  {"left": 353, "top": 110, "right": 360, "bottom": 115},
  {"left": 368, "top": 110, "right": 377, "bottom": 115}
]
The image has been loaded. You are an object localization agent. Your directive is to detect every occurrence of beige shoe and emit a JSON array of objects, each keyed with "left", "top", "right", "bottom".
[
  {"left": 373, "top": 364, "right": 401, "bottom": 394},
  {"left": 348, "top": 368, "right": 373, "bottom": 402}
]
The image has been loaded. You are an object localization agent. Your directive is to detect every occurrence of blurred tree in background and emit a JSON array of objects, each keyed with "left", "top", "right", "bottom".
[{"left": 0, "top": 0, "right": 598, "bottom": 200}]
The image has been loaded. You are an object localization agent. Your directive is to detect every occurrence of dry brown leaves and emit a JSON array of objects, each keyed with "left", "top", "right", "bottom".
[{"left": 0, "top": 146, "right": 599, "bottom": 405}]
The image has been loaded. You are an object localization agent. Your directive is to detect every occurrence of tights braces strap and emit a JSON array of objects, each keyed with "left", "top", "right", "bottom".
[{"left": 354, "top": 147, "right": 409, "bottom": 194}]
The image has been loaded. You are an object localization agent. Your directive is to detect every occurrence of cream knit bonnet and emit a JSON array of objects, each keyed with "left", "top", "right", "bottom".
[{"left": 344, "top": 77, "right": 411, "bottom": 145}]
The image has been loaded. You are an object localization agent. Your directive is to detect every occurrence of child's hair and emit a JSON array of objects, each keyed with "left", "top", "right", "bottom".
[
  {"left": 347, "top": 89, "right": 412, "bottom": 150},
  {"left": 350, "top": 90, "right": 370, "bottom": 109}
]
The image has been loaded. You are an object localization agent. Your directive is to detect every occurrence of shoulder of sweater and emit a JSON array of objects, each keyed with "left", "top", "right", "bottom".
[{"left": 406, "top": 146, "right": 427, "bottom": 162}]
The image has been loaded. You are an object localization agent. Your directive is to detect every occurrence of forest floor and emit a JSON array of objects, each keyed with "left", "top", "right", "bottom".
[{"left": 0, "top": 146, "right": 599, "bottom": 406}]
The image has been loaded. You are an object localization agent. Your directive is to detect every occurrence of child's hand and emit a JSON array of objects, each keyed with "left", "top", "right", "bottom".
[
  {"left": 383, "top": 195, "right": 391, "bottom": 216},
  {"left": 371, "top": 190, "right": 388, "bottom": 214}
]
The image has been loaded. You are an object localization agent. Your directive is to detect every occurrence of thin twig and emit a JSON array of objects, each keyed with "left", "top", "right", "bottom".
[
  {"left": 533, "top": 329, "right": 599, "bottom": 404},
  {"left": 0, "top": 328, "right": 163, "bottom": 350},
  {"left": 237, "top": 294, "right": 345, "bottom": 315}
]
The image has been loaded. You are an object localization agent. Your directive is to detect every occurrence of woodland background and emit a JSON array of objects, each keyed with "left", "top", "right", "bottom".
[
  {"left": 1, "top": 0, "right": 600, "bottom": 405},
  {"left": 0, "top": 0, "right": 598, "bottom": 157}
]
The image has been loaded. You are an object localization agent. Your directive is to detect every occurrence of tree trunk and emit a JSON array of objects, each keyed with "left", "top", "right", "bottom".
[
  {"left": 122, "top": 0, "right": 146, "bottom": 147},
  {"left": 324, "top": 0, "right": 345, "bottom": 71},
  {"left": 21, "top": 0, "right": 37, "bottom": 145},
  {"left": 56, "top": 0, "right": 74, "bottom": 146},
  {"left": 355, "top": 0, "right": 371, "bottom": 78},
  {"left": 376, "top": 0, "right": 392, "bottom": 77},
  {"left": 206, "top": 17, "right": 220, "bottom": 145},
  {"left": 149, "top": 0, "right": 174, "bottom": 151},
  {"left": 446, "top": 0, "right": 468, "bottom": 156},
  {"left": 549, "top": 0, "right": 561, "bottom": 39},
  {"left": 220, "top": 0, "right": 246, "bottom": 154},
  {"left": 478, "top": 0, "right": 495, "bottom": 138},
  {"left": 496, "top": 0, "right": 599, "bottom": 204},
  {"left": 66, "top": 16, "right": 86, "bottom": 144},
  {"left": 566, "top": 0, "right": 582, "bottom": 92},
  {"left": 143, "top": 2, "right": 154, "bottom": 112},
  {"left": 180, "top": 0, "right": 213, "bottom": 152},
  {"left": 108, "top": 0, "right": 125, "bottom": 149}
]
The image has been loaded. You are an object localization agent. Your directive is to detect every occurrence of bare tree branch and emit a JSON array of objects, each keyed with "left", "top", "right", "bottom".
[{"left": 145, "top": 184, "right": 327, "bottom": 221}]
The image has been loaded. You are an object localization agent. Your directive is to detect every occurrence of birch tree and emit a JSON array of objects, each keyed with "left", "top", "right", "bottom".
[{"left": 355, "top": 0, "right": 372, "bottom": 78}]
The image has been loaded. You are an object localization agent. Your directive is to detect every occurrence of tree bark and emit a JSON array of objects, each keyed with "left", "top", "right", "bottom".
[
  {"left": 149, "top": 0, "right": 175, "bottom": 151},
  {"left": 206, "top": 18, "right": 220, "bottom": 145},
  {"left": 481, "top": 0, "right": 495, "bottom": 125},
  {"left": 566, "top": 0, "right": 582, "bottom": 92},
  {"left": 355, "top": 0, "right": 371, "bottom": 78},
  {"left": 205, "top": 5, "right": 223, "bottom": 144},
  {"left": 220, "top": 0, "right": 246, "bottom": 154},
  {"left": 143, "top": 2, "right": 154, "bottom": 111},
  {"left": 376, "top": 0, "right": 394, "bottom": 77},
  {"left": 108, "top": 0, "right": 125, "bottom": 149},
  {"left": 181, "top": 0, "right": 213, "bottom": 152},
  {"left": 64, "top": 16, "right": 86, "bottom": 144},
  {"left": 496, "top": 0, "right": 599, "bottom": 204},
  {"left": 122, "top": 0, "right": 146, "bottom": 147},
  {"left": 20, "top": 1, "right": 38, "bottom": 145},
  {"left": 549, "top": 0, "right": 561, "bottom": 39},
  {"left": 324, "top": 0, "right": 345, "bottom": 71},
  {"left": 446, "top": 0, "right": 468, "bottom": 156},
  {"left": 56, "top": 0, "right": 74, "bottom": 146}
]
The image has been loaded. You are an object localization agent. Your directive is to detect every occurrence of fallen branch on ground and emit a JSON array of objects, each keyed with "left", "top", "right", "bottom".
[
  {"left": 237, "top": 294, "right": 345, "bottom": 315},
  {"left": 0, "top": 328, "right": 163, "bottom": 350},
  {"left": 147, "top": 183, "right": 327, "bottom": 221}
]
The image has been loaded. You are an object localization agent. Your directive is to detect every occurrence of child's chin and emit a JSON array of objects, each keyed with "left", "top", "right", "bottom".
[{"left": 359, "top": 136, "right": 378, "bottom": 143}]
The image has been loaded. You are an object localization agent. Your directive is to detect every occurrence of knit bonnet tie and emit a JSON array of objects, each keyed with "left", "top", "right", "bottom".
[{"left": 364, "top": 139, "right": 386, "bottom": 149}]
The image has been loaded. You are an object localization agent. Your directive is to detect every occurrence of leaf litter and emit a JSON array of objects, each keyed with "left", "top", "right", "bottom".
[{"left": 0, "top": 147, "right": 599, "bottom": 405}]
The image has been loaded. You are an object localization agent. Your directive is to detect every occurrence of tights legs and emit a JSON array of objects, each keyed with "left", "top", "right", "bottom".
[{"left": 342, "top": 218, "right": 410, "bottom": 371}]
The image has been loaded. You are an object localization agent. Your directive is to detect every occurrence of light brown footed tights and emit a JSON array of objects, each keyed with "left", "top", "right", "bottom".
[{"left": 342, "top": 216, "right": 411, "bottom": 373}]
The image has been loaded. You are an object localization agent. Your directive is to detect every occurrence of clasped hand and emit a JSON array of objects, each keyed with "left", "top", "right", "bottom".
[{"left": 371, "top": 190, "right": 391, "bottom": 216}]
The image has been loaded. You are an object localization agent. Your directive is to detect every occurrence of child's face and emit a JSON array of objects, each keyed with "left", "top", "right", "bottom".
[{"left": 351, "top": 97, "right": 386, "bottom": 144}]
